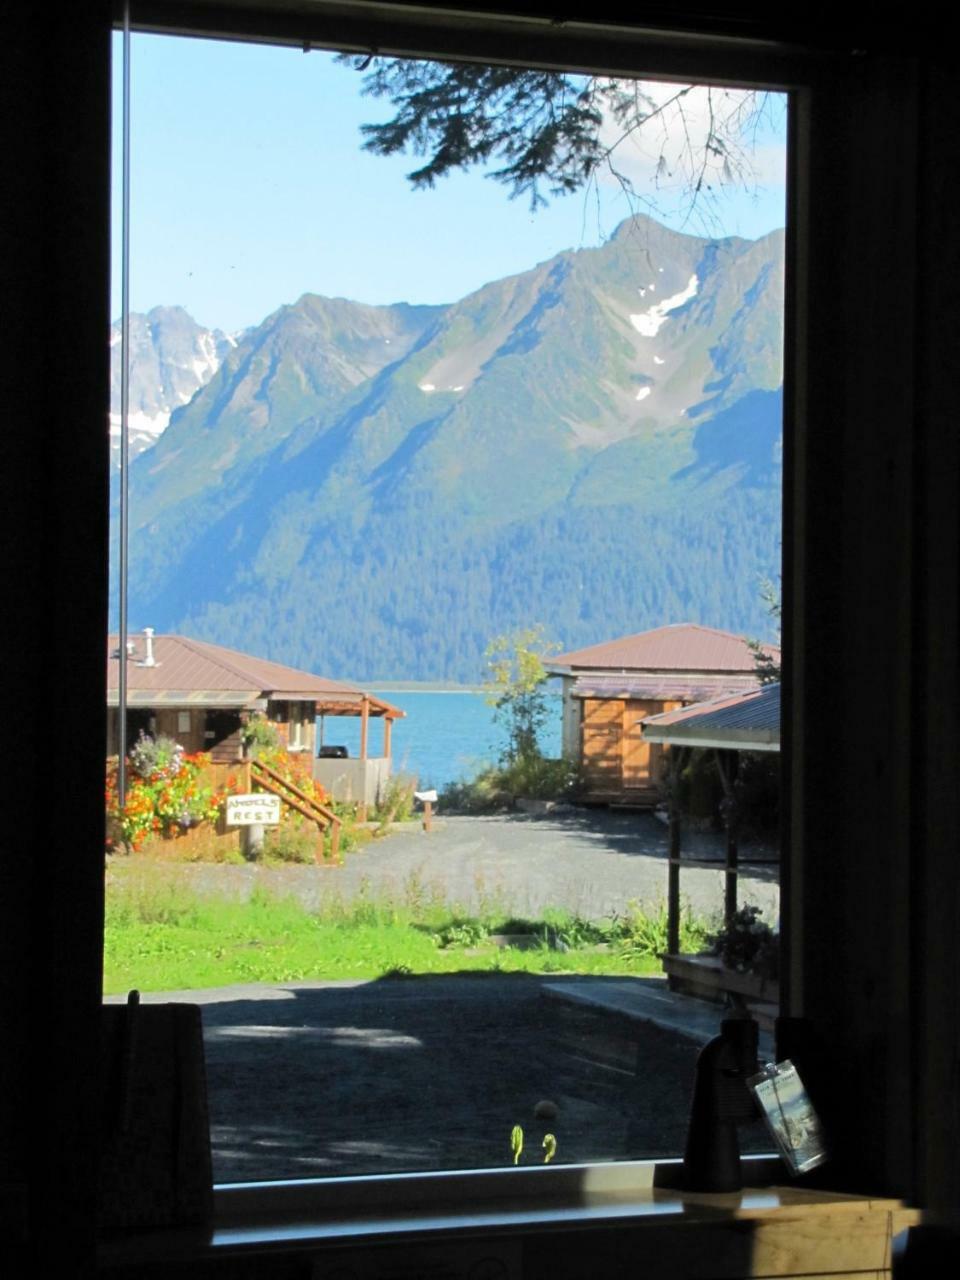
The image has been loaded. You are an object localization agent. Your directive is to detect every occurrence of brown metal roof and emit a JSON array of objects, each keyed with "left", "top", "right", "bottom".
[
  {"left": 570, "top": 674, "right": 761, "bottom": 703},
  {"left": 642, "top": 683, "right": 781, "bottom": 751},
  {"left": 106, "top": 634, "right": 403, "bottom": 717},
  {"left": 550, "top": 623, "right": 779, "bottom": 674}
]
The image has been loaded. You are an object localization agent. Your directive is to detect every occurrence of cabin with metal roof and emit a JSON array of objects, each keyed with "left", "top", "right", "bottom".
[
  {"left": 106, "top": 629, "right": 404, "bottom": 806},
  {"left": 546, "top": 623, "right": 778, "bottom": 804}
]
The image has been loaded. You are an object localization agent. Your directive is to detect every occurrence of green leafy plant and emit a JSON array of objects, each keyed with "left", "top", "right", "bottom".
[
  {"left": 373, "top": 775, "right": 417, "bottom": 830},
  {"left": 708, "top": 904, "right": 779, "bottom": 979},
  {"left": 260, "top": 824, "right": 317, "bottom": 865},
  {"left": 240, "top": 712, "right": 281, "bottom": 758},
  {"left": 435, "top": 918, "right": 490, "bottom": 949},
  {"left": 616, "top": 900, "right": 709, "bottom": 960}
]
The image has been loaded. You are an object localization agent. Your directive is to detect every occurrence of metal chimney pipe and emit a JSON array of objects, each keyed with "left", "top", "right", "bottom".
[{"left": 142, "top": 627, "right": 156, "bottom": 667}]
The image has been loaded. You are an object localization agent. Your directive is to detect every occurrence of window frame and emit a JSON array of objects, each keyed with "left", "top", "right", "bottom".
[
  {"left": 9, "top": 9, "right": 949, "bottom": 1276},
  {"left": 111, "top": 0, "right": 809, "bottom": 1227}
]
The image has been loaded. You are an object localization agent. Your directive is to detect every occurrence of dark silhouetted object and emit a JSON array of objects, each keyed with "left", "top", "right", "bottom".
[
  {"left": 99, "top": 991, "right": 213, "bottom": 1231},
  {"left": 683, "top": 1016, "right": 759, "bottom": 1191}
]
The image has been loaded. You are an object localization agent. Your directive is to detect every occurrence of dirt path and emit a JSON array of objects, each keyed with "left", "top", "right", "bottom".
[{"left": 179, "top": 808, "right": 780, "bottom": 925}]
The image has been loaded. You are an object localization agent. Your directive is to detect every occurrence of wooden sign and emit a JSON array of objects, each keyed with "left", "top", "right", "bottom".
[{"left": 225, "top": 794, "right": 281, "bottom": 826}]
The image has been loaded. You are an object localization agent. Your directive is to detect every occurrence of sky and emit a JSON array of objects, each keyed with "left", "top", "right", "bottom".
[{"left": 111, "top": 33, "right": 787, "bottom": 334}]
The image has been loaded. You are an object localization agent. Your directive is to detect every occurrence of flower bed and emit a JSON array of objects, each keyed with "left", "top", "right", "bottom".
[
  {"left": 105, "top": 735, "right": 226, "bottom": 852},
  {"left": 106, "top": 734, "right": 342, "bottom": 860}
]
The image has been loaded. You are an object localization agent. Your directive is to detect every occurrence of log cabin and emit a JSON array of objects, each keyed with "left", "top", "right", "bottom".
[
  {"left": 105, "top": 629, "right": 402, "bottom": 799},
  {"left": 548, "top": 623, "right": 779, "bottom": 804}
]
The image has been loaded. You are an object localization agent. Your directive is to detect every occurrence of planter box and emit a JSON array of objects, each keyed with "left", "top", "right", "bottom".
[
  {"left": 136, "top": 822, "right": 242, "bottom": 862},
  {"left": 662, "top": 951, "right": 779, "bottom": 1006}
]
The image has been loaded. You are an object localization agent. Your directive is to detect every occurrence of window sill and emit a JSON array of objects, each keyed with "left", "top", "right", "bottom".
[{"left": 97, "top": 1156, "right": 919, "bottom": 1272}]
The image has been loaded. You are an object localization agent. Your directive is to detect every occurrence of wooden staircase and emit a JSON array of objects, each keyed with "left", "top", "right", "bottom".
[{"left": 249, "top": 758, "right": 342, "bottom": 864}]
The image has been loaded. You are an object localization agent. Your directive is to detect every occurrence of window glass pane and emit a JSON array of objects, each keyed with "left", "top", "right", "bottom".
[{"left": 106, "top": 31, "right": 785, "bottom": 1183}]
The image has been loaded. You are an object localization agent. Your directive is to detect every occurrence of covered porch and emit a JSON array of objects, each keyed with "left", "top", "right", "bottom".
[
  {"left": 640, "top": 683, "right": 781, "bottom": 1017},
  {"left": 313, "top": 691, "right": 405, "bottom": 816}
]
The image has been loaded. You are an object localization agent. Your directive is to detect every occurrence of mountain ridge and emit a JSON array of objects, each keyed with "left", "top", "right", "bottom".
[{"left": 115, "top": 213, "right": 784, "bottom": 681}]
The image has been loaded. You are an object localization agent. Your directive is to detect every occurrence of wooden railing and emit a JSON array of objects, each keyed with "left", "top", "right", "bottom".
[{"left": 249, "top": 758, "right": 342, "bottom": 864}]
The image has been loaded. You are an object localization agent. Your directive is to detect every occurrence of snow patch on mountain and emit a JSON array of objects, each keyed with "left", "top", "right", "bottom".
[
  {"left": 109, "top": 410, "right": 170, "bottom": 439},
  {"left": 630, "top": 274, "right": 699, "bottom": 337}
]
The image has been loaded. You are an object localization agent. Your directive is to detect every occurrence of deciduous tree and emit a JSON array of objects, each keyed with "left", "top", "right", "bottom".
[{"left": 484, "top": 624, "right": 558, "bottom": 763}]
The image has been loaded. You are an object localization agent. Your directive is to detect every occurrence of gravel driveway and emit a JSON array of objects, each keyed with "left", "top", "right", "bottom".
[{"left": 176, "top": 808, "right": 779, "bottom": 925}]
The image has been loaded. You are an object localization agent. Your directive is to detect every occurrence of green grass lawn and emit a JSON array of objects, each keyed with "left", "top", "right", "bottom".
[{"left": 103, "top": 861, "right": 708, "bottom": 994}]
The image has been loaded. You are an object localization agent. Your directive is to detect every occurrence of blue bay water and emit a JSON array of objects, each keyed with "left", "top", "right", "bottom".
[{"left": 316, "top": 690, "right": 562, "bottom": 790}]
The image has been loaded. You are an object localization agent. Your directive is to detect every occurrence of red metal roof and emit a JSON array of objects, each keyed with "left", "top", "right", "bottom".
[
  {"left": 550, "top": 623, "right": 778, "bottom": 674},
  {"left": 106, "top": 634, "right": 403, "bottom": 717}
]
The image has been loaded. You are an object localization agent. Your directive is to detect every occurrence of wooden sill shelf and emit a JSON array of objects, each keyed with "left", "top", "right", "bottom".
[{"left": 98, "top": 1176, "right": 919, "bottom": 1277}]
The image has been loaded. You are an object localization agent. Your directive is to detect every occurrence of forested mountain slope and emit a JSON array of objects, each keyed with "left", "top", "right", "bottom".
[{"left": 118, "top": 215, "right": 783, "bottom": 681}]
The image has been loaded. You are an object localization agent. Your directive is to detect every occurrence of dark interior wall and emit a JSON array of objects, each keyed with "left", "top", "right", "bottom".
[
  {"left": 787, "top": 49, "right": 960, "bottom": 1212},
  {"left": 2, "top": 5, "right": 958, "bottom": 1276},
  {"left": 911, "top": 57, "right": 960, "bottom": 1217},
  {"left": 2, "top": 5, "right": 112, "bottom": 1275},
  {"left": 788, "top": 56, "right": 921, "bottom": 1194}
]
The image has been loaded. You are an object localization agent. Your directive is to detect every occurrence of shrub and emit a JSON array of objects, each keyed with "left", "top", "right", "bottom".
[
  {"left": 499, "top": 753, "right": 578, "bottom": 801},
  {"left": 440, "top": 754, "right": 578, "bottom": 813},
  {"left": 440, "top": 765, "right": 511, "bottom": 813}
]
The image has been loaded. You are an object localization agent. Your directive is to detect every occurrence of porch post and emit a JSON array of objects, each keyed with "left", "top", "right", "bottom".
[
  {"left": 383, "top": 714, "right": 392, "bottom": 762},
  {"left": 358, "top": 696, "right": 370, "bottom": 822},
  {"left": 714, "top": 749, "right": 740, "bottom": 926},
  {"left": 666, "top": 747, "right": 689, "bottom": 956}
]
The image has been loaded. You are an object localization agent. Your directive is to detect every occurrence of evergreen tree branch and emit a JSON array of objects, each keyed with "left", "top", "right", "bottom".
[{"left": 337, "top": 55, "right": 775, "bottom": 223}]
